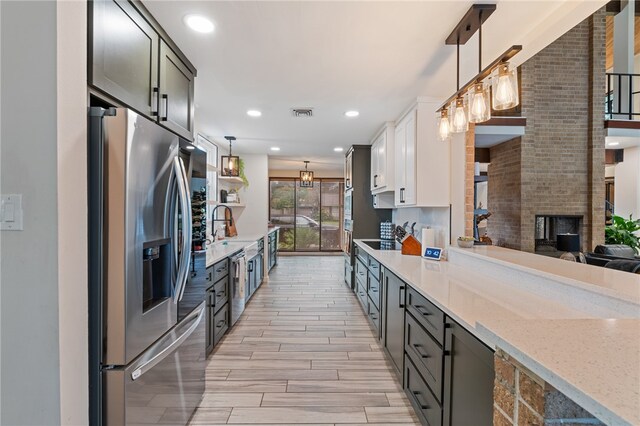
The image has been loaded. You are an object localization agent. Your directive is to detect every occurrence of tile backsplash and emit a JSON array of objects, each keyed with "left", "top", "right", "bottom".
[{"left": 391, "top": 207, "right": 450, "bottom": 248}]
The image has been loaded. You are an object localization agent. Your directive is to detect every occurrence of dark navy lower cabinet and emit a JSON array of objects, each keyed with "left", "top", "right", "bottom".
[{"left": 442, "top": 318, "right": 495, "bottom": 426}]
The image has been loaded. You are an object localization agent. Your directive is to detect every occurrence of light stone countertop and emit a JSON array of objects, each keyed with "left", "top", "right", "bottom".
[
  {"left": 449, "top": 245, "right": 640, "bottom": 305},
  {"left": 205, "top": 227, "right": 280, "bottom": 267},
  {"left": 354, "top": 240, "right": 640, "bottom": 426},
  {"left": 477, "top": 319, "right": 640, "bottom": 426},
  {"left": 205, "top": 241, "right": 247, "bottom": 268}
]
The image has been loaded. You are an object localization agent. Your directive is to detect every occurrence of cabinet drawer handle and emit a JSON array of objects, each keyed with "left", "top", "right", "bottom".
[
  {"left": 216, "top": 267, "right": 225, "bottom": 273},
  {"left": 371, "top": 288, "right": 378, "bottom": 293},
  {"left": 206, "top": 274, "right": 211, "bottom": 281},
  {"left": 413, "top": 343, "right": 430, "bottom": 359},
  {"left": 216, "top": 319, "right": 226, "bottom": 328},
  {"left": 370, "top": 314, "right": 378, "bottom": 320},
  {"left": 412, "top": 391, "right": 430, "bottom": 410},
  {"left": 151, "top": 87, "right": 159, "bottom": 116},
  {"left": 399, "top": 285, "right": 405, "bottom": 308},
  {"left": 161, "top": 94, "right": 168, "bottom": 121},
  {"left": 216, "top": 292, "right": 225, "bottom": 298},
  {"left": 374, "top": 175, "right": 378, "bottom": 187},
  {"left": 414, "top": 305, "right": 432, "bottom": 316}
]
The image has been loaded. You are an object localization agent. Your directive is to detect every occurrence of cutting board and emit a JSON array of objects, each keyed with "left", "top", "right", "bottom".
[{"left": 225, "top": 208, "right": 238, "bottom": 237}]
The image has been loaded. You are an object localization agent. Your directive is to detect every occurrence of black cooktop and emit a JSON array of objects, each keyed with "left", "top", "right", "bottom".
[{"left": 361, "top": 240, "right": 400, "bottom": 251}]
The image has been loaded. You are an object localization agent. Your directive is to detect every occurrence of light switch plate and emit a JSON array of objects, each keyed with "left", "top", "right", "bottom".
[{"left": 1, "top": 194, "right": 24, "bottom": 231}]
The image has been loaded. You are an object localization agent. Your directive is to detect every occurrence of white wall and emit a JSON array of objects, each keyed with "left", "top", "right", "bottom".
[
  {"left": 236, "top": 154, "right": 269, "bottom": 236},
  {"left": 1, "top": 1, "right": 61, "bottom": 423},
  {"left": 57, "top": 1, "right": 88, "bottom": 424},
  {"left": 614, "top": 146, "right": 640, "bottom": 219}
]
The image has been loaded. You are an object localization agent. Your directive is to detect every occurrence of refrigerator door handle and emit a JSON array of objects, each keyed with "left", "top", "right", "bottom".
[
  {"left": 131, "top": 304, "right": 204, "bottom": 381},
  {"left": 173, "top": 156, "right": 192, "bottom": 303}
]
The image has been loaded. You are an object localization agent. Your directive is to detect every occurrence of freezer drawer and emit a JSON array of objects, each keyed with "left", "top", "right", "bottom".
[{"left": 103, "top": 303, "right": 206, "bottom": 426}]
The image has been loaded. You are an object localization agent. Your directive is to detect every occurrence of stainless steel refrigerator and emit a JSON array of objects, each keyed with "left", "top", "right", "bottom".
[{"left": 89, "top": 107, "right": 206, "bottom": 425}]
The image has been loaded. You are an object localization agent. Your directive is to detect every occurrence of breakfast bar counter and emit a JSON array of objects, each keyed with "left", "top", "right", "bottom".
[{"left": 354, "top": 240, "right": 640, "bottom": 426}]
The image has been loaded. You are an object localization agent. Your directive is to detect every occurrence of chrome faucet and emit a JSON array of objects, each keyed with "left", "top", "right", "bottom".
[{"left": 211, "top": 204, "right": 234, "bottom": 240}]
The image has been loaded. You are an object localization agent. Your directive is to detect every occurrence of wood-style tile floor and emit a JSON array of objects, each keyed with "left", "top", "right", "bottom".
[{"left": 190, "top": 255, "right": 419, "bottom": 425}]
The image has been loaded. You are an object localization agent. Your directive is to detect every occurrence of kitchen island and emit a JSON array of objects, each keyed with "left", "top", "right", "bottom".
[{"left": 354, "top": 240, "right": 640, "bottom": 426}]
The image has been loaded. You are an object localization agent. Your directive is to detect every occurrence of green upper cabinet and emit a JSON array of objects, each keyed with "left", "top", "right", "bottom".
[
  {"left": 91, "top": 0, "right": 159, "bottom": 118},
  {"left": 159, "top": 40, "right": 195, "bottom": 140},
  {"left": 90, "top": 0, "right": 197, "bottom": 140}
]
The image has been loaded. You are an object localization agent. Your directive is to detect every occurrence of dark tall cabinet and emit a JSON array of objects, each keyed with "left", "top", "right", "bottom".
[{"left": 344, "top": 145, "right": 392, "bottom": 289}]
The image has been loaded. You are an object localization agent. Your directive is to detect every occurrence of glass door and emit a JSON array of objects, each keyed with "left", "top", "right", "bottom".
[
  {"left": 270, "top": 178, "right": 344, "bottom": 252},
  {"left": 269, "top": 179, "right": 296, "bottom": 251},
  {"left": 320, "top": 181, "right": 343, "bottom": 251},
  {"left": 295, "top": 184, "right": 321, "bottom": 251}
]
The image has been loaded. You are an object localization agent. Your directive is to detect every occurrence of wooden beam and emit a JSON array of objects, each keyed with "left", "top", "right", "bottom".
[
  {"left": 475, "top": 148, "right": 491, "bottom": 163},
  {"left": 605, "top": 119, "right": 640, "bottom": 128},
  {"left": 475, "top": 117, "right": 527, "bottom": 127}
]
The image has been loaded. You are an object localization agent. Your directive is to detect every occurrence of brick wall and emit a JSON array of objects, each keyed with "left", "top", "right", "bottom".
[
  {"left": 494, "top": 350, "right": 604, "bottom": 425},
  {"left": 488, "top": 9, "right": 606, "bottom": 252},
  {"left": 488, "top": 138, "right": 522, "bottom": 249},
  {"left": 465, "top": 124, "right": 476, "bottom": 237},
  {"left": 587, "top": 9, "right": 607, "bottom": 249}
]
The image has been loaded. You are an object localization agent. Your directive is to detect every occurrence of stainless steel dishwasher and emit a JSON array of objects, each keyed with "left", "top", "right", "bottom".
[{"left": 229, "top": 250, "right": 246, "bottom": 326}]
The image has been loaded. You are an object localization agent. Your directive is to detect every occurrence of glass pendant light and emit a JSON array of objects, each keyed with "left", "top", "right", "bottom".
[
  {"left": 449, "top": 97, "right": 468, "bottom": 133},
  {"left": 468, "top": 82, "right": 491, "bottom": 123},
  {"left": 491, "top": 62, "right": 519, "bottom": 110},
  {"left": 437, "top": 109, "right": 451, "bottom": 141}
]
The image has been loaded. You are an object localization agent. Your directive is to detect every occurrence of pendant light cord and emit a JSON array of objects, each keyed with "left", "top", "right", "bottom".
[
  {"left": 478, "top": 9, "right": 482, "bottom": 74},
  {"left": 456, "top": 36, "right": 460, "bottom": 91}
]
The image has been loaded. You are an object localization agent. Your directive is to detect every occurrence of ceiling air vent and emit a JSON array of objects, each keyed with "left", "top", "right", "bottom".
[{"left": 291, "top": 108, "right": 313, "bottom": 118}]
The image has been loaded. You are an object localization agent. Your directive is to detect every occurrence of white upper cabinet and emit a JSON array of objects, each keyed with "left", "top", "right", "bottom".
[
  {"left": 394, "top": 99, "right": 450, "bottom": 208},
  {"left": 370, "top": 123, "right": 395, "bottom": 193}
]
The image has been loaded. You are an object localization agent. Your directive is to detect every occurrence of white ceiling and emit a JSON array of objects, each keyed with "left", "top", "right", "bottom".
[
  {"left": 606, "top": 136, "right": 640, "bottom": 149},
  {"left": 144, "top": 0, "right": 606, "bottom": 169}
]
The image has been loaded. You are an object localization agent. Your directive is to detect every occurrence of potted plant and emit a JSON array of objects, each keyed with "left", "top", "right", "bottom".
[
  {"left": 238, "top": 158, "right": 249, "bottom": 188},
  {"left": 605, "top": 215, "right": 640, "bottom": 254}
]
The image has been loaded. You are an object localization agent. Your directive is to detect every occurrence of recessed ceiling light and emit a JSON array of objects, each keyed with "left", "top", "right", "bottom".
[
  {"left": 345, "top": 110, "right": 359, "bottom": 118},
  {"left": 247, "top": 110, "right": 262, "bottom": 117},
  {"left": 185, "top": 145, "right": 196, "bottom": 151},
  {"left": 184, "top": 15, "right": 214, "bottom": 34},
  {"left": 270, "top": 147, "right": 280, "bottom": 151},
  {"left": 334, "top": 147, "right": 344, "bottom": 152},
  {"left": 607, "top": 141, "right": 620, "bottom": 147}
]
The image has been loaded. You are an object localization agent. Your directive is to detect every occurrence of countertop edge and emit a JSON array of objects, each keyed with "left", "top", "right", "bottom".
[
  {"left": 475, "top": 322, "right": 633, "bottom": 426},
  {"left": 448, "top": 246, "right": 640, "bottom": 305}
]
